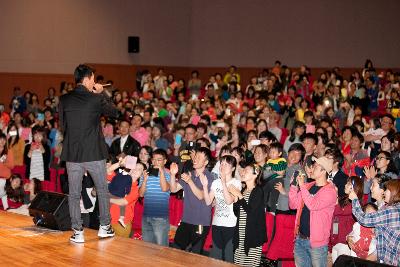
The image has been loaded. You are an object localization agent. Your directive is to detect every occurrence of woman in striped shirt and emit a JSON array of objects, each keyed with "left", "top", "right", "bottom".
[{"left": 228, "top": 163, "right": 266, "bottom": 267}]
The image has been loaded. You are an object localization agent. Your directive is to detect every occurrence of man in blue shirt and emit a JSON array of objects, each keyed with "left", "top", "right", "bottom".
[{"left": 139, "top": 148, "right": 170, "bottom": 246}]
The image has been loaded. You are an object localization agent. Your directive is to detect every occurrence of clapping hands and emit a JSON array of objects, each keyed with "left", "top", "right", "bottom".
[
  {"left": 363, "top": 166, "right": 377, "bottom": 180},
  {"left": 228, "top": 184, "right": 242, "bottom": 199},
  {"left": 199, "top": 173, "right": 208, "bottom": 188},
  {"left": 170, "top": 162, "right": 179, "bottom": 176},
  {"left": 181, "top": 172, "right": 193, "bottom": 184}
]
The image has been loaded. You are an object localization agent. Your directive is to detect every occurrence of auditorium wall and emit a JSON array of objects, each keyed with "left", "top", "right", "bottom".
[
  {"left": 0, "top": 0, "right": 399, "bottom": 75},
  {"left": 1, "top": 0, "right": 399, "bottom": 108}
]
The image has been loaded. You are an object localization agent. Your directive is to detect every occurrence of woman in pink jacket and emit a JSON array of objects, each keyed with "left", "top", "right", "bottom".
[{"left": 289, "top": 156, "right": 337, "bottom": 267}]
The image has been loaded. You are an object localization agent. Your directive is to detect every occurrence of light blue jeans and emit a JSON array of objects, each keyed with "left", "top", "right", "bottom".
[
  {"left": 294, "top": 237, "right": 328, "bottom": 267},
  {"left": 142, "top": 216, "right": 170, "bottom": 246}
]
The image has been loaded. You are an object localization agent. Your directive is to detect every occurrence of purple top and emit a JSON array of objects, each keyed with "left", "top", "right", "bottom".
[{"left": 179, "top": 169, "right": 213, "bottom": 226}]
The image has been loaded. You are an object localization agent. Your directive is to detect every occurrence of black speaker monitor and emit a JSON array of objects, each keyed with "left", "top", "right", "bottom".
[
  {"left": 128, "top": 36, "right": 140, "bottom": 53},
  {"left": 29, "top": 191, "right": 71, "bottom": 231}
]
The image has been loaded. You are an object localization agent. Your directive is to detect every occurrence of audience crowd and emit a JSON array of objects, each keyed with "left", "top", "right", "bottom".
[{"left": 0, "top": 59, "right": 399, "bottom": 266}]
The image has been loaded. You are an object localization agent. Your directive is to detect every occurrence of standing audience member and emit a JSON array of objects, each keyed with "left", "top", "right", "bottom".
[
  {"left": 109, "top": 120, "right": 141, "bottom": 163},
  {"left": 289, "top": 156, "right": 337, "bottom": 267},
  {"left": 228, "top": 163, "right": 266, "bottom": 267},
  {"left": 23, "top": 127, "right": 51, "bottom": 181},
  {"left": 170, "top": 147, "right": 214, "bottom": 254},
  {"left": 139, "top": 149, "right": 171, "bottom": 246},
  {"left": 6, "top": 123, "right": 25, "bottom": 166},
  {"left": 325, "top": 148, "right": 348, "bottom": 198},
  {"left": 201, "top": 155, "right": 241, "bottom": 263}
]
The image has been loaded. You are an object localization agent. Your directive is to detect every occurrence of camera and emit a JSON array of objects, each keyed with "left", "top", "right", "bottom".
[
  {"left": 147, "top": 167, "right": 159, "bottom": 177},
  {"left": 187, "top": 141, "right": 198, "bottom": 151}
]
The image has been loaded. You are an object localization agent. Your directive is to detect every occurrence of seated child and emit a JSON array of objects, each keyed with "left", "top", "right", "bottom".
[{"left": 332, "top": 203, "right": 377, "bottom": 263}]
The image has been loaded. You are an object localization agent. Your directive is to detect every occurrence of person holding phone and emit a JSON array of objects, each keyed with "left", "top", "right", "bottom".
[
  {"left": 139, "top": 149, "right": 170, "bottom": 246},
  {"left": 173, "top": 124, "right": 197, "bottom": 174},
  {"left": 6, "top": 122, "right": 25, "bottom": 166},
  {"left": 23, "top": 126, "right": 51, "bottom": 182},
  {"left": 59, "top": 64, "right": 119, "bottom": 243},
  {"left": 289, "top": 156, "right": 337, "bottom": 267}
]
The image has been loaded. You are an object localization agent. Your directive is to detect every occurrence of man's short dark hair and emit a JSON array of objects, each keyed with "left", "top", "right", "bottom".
[
  {"left": 196, "top": 146, "right": 212, "bottom": 164},
  {"left": 185, "top": 124, "right": 197, "bottom": 132},
  {"left": 288, "top": 143, "right": 306, "bottom": 162},
  {"left": 196, "top": 137, "right": 211, "bottom": 149},
  {"left": 352, "top": 131, "right": 364, "bottom": 144},
  {"left": 196, "top": 123, "right": 208, "bottom": 133},
  {"left": 200, "top": 115, "right": 211, "bottom": 126},
  {"left": 133, "top": 113, "right": 143, "bottom": 121},
  {"left": 325, "top": 148, "right": 344, "bottom": 168},
  {"left": 381, "top": 113, "right": 395, "bottom": 123},
  {"left": 153, "top": 148, "right": 168, "bottom": 160},
  {"left": 304, "top": 110, "right": 314, "bottom": 118},
  {"left": 74, "top": 64, "right": 95, "bottom": 84},
  {"left": 259, "top": 131, "right": 277, "bottom": 142},
  {"left": 119, "top": 120, "right": 131, "bottom": 126},
  {"left": 301, "top": 133, "right": 318, "bottom": 145}
]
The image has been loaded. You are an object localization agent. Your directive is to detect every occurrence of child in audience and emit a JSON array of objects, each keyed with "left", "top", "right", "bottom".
[
  {"left": 332, "top": 203, "right": 377, "bottom": 262},
  {"left": 106, "top": 158, "right": 133, "bottom": 228},
  {"left": 24, "top": 126, "right": 51, "bottom": 181},
  {"left": 265, "top": 142, "right": 287, "bottom": 183}
]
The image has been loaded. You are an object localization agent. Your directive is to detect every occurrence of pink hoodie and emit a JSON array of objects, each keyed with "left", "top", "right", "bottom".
[{"left": 289, "top": 181, "right": 337, "bottom": 248}]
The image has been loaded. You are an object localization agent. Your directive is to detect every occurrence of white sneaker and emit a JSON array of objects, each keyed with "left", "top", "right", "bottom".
[
  {"left": 70, "top": 228, "right": 85, "bottom": 243},
  {"left": 98, "top": 224, "right": 115, "bottom": 238}
]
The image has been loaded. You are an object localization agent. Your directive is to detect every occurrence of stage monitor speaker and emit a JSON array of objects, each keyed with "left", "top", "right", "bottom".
[
  {"left": 128, "top": 36, "right": 140, "bottom": 53},
  {"left": 29, "top": 191, "right": 71, "bottom": 231},
  {"left": 334, "top": 255, "right": 393, "bottom": 267}
]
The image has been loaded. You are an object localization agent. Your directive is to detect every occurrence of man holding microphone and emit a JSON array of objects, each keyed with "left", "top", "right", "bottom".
[{"left": 59, "top": 64, "right": 118, "bottom": 243}]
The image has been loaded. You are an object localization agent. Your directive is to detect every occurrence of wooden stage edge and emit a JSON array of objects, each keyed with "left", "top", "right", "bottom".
[{"left": 0, "top": 212, "right": 235, "bottom": 267}]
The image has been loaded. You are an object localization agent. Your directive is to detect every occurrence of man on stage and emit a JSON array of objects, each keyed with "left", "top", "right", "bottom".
[{"left": 59, "top": 64, "right": 118, "bottom": 243}]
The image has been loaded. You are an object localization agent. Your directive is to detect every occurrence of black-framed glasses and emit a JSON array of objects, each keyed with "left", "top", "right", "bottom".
[{"left": 376, "top": 157, "right": 389, "bottom": 161}]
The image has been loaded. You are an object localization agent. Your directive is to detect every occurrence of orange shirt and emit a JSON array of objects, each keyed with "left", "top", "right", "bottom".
[
  {"left": 0, "top": 150, "right": 14, "bottom": 178},
  {"left": 108, "top": 173, "right": 139, "bottom": 225}
]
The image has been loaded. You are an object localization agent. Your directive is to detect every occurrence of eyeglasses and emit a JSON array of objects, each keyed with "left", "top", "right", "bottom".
[{"left": 376, "top": 157, "right": 389, "bottom": 161}]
